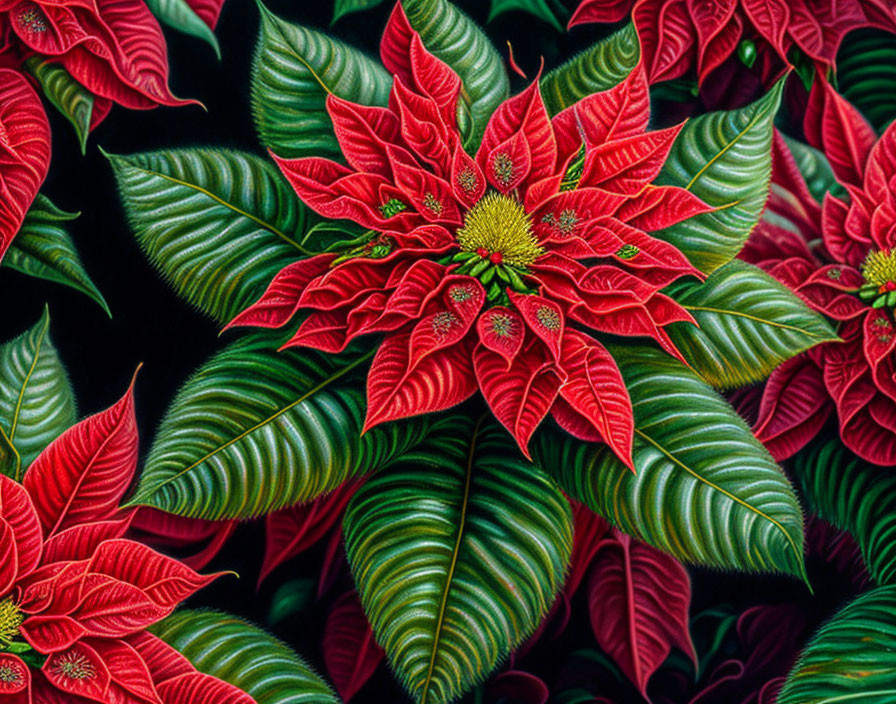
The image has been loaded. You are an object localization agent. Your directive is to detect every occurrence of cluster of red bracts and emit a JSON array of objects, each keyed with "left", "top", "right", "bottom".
[
  {"left": 0, "top": 0, "right": 224, "bottom": 261},
  {"left": 741, "top": 79, "right": 896, "bottom": 466},
  {"left": 570, "top": 0, "right": 896, "bottom": 88},
  {"left": 0, "top": 381, "right": 252, "bottom": 703},
  {"left": 229, "top": 4, "right": 712, "bottom": 467}
]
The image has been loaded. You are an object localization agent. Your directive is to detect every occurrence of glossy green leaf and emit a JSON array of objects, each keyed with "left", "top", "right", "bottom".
[
  {"left": 400, "top": 0, "right": 510, "bottom": 147},
  {"left": 488, "top": 0, "right": 567, "bottom": 32},
  {"left": 837, "top": 28, "right": 896, "bottom": 132},
  {"left": 655, "top": 79, "right": 783, "bottom": 274},
  {"left": 24, "top": 57, "right": 93, "bottom": 154},
  {"left": 332, "top": 0, "right": 386, "bottom": 23},
  {"left": 106, "top": 147, "right": 309, "bottom": 325},
  {"left": 0, "top": 307, "right": 76, "bottom": 476},
  {"left": 3, "top": 195, "right": 110, "bottom": 317},
  {"left": 665, "top": 260, "right": 837, "bottom": 389},
  {"left": 145, "top": 0, "right": 221, "bottom": 58},
  {"left": 252, "top": 2, "right": 392, "bottom": 159},
  {"left": 533, "top": 345, "right": 806, "bottom": 581},
  {"left": 540, "top": 24, "right": 639, "bottom": 114},
  {"left": 777, "top": 584, "right": 896, "bottom": 704},
  {"left": 345, "top": 416, "right": 573, "bottom": 704},
  {"left": 793, "top": 439, "right": 896, "bottom": 585},
  {"left": 779, "top": 132, "right": 836, "bottom": 203},
  {"left": 128, "top": 333, "right": 431, "bottom": 520},
  {"left": 152, "top": 610, "right": 339, "bottom": 703},
  {"left": 268, "top": 579, "right": 315, "bottom": 625}
]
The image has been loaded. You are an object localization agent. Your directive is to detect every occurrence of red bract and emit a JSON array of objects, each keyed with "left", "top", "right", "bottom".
[
  {"left": 569, "top": 0, "right": 896, "bottom": 87},
  {"left": 0, "top": 377, "right": 253, "bottom": 704},
  {"left": 230, "top": 2, "right": 711, "bottom": 466},
  {"left": 741, "top": 86, "right": 896, "bottom": 465},
  {"left": 0, "top": 68, "right": 49, "bottom": 262}
]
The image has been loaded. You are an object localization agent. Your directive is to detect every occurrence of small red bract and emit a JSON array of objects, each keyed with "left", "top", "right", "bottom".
[{"left": 230, "top": 3, "right": 712, "bottom": 467}]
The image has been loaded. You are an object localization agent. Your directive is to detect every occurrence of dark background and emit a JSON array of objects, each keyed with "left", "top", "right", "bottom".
[{"left": 0, "top": 2, "right": 857, "bottom": 702}]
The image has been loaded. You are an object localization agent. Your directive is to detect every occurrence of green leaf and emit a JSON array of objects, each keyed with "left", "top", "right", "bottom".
[
  {"left": 345, "top": 416, "right": 573, "bottom": 704},
  {"left": 540, "top": 24, "right": 639, "bottom": 115},
  {"left": 655, "top": 78, "right": 784, "bottom": 274},
  {"left": 0, "top": 426, "right": 21, "bottom": 482},
  {"left": 793, "top": 439, "right": 896, "bottom": 585},
  {"left": 106, "top": 148, "right": 309, "bottom": 325},
  {"left": 837, "top": 28, "right": 896, "bottom": 133},
  {"left": 665, "top": 260, "right": 837, "bottom": 389},
  {"left": 252, "top": 2, "right": 392, "bottom": 160},
  {"left": 24, "top": 57, "right": 93, "bottom": 154},
  {"left": 152, "top": 610, "right": 339, "bottom": 703},
  {"left": 779, "top": 132, "right": 837, "bottom": 203},
  {"left": 128, "top": 333, "right": 431, "bottom": 520},
  {"left": 145, "top": 0, "right": 221, "bottom": 58},
  {"left": 533, "top": 345, "right": 806, "bottom": 581},
  {"left": 332, "top": 0, "right": 386, "bottom": 23},
  {"left": 400, "top": 0, "right": 510, "bottom": 147},
  {"left": 0, "top": 307, "right": 76, "bottom": 475},
  {"left": 3, "top": 195, "right": 110, "bottom": 317},
  {"left": 488, "top": 0, "right": 567, "bottom": 32},
  {"left": 777, "top": 584, "right": 896, "bottom": 704},
  {"left": 267, "top": 578, "right": 315, "bottom": 625}
]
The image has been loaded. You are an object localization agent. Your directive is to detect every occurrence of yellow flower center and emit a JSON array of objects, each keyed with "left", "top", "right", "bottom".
[
  {"left": 456, "top": 193, "right": 543, "bottom": 268},
  {"left": 862, "top": 249, "right": 896, "bottom": 288},
  {"left": 0, "top": 599, "right": 23, "bottom": 649}
]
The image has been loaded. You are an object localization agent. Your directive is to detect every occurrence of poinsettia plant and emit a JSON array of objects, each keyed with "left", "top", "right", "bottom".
[{"left": 103, "top": 0, "right": 845, "bottom": 701}]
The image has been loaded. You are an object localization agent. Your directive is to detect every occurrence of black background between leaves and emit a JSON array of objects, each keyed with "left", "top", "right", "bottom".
[{"left": 1, "top": 2, "right": 854, "bottom": 701}]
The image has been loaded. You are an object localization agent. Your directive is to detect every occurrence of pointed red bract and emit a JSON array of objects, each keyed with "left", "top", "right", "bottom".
[
  {"left": 587, "top": 531, "right": 696, "bottom": 697},
  {"left": 0, "top": 69, "right": 51, "bottom": 263},
  {"left": 24, "top": 373, "right": 139, "bottom": 537}
]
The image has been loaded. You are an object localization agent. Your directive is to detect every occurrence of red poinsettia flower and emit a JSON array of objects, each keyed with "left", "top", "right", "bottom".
[
  {"left": 229, "top": 3, "right": 711, "bottom": 466},
  {"left": 740, "top": 83, "right": 896, "bottom": 465},
  {"left": 569, "top": 0, "right": 896, "bottom": 87},
  {"left": 0, "top": 377, "right": 253, "bottom": 703}
]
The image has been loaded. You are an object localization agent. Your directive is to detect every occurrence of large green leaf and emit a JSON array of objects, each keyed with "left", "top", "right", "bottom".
[
  {"left": 3, "top": 195, "right": 109, "bottom": 317},
  {"left": 665, "top": 260, "right": 837, "bottom": 389},
  {"left": 145, "top": 0, "right": 221, "bottom": 58},
  {"left": 777, "top": 584, "right": 896, "bottom": 704},
  {"left": 793, "top": 439, "right": 896, "bottom": 585},
  {"left": 252, "top": 2, "right": 392, "bottom": 160},
  {"left": 400, "top": 0, "right": 509, "bottom": 147},
  {"left": 488, "top": 0, "right": 567, "bottom": 32},
  {"left": 540, "top": 24, "right": 639, "bottom": 115},
  {"left": 654, "top": 79, "right": 783, "bottom": 274},
  {"left": 837, "top": 28, "right": 896, "bottom": 133},
  {"left": 127, "top": 334, "right": 430, "bottom": 520},
  {"left": 0, "top": 308, "right": 76, "bottom": 477},
  {"left": 107, "top": 148, "right": 309, "bottom": 325},
  {"left": 24, "top": 57, "right": 94, "bottom": 154},
  {"left": 345, "top": 416, "right": 572, "bottom": 704},
  {"left": 152, "top": 610, "right": 339, "bottom": 703},
  {"left": 533, "top": 345, "right": 806, "bottom": 581}
]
